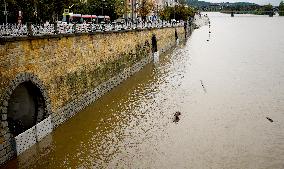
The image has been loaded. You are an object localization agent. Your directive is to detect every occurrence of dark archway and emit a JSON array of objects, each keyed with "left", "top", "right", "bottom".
[
  {"left": 0, "top": 73, "right": 52, "bottom": 162},
  {"left": 7, "top": 81, "right": 46, "bottom": 137}
]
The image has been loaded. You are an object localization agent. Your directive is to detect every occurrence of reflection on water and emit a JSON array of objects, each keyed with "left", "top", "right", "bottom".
[{"left": 2, "top": 13, "right": 284, "bottom": 169}]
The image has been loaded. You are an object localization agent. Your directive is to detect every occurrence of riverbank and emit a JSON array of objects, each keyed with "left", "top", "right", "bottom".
[
  {"left": 0, "top": 13, "right": 211, "bottom": 166},
  {"left": 0, "top": 24, "right": 188, "bottom": 165},
  {"left": 3, "top": 12, "right": 283, "bottom": 169}
]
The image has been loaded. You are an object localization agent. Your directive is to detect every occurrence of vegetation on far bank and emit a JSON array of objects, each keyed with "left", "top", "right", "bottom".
[
  {"left": 279, "top": 1, "right": 284, "bottom": 16},
  {"left": 221, "top": 1, "right": 284, "bottom": 16},
  {"left": 187, "top": 0, "right": 284, "bottom": 16}
]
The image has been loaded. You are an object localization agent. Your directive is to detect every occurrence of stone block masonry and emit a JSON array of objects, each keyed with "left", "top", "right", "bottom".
[{"left": 0, "top": 26, "right": 186, "bottom": 165}]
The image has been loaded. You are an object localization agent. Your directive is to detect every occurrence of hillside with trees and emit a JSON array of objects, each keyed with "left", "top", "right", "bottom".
[
  {"left": 279, "top": 1, "right": 284, "bottom": 16},
  {"left": 253, "top": 4, "right": 273, "bottom": 15}
]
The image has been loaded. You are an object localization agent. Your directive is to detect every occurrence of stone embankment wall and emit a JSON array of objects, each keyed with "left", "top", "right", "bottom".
[{"left": 0, "top": 26, "right": 186, "bottom": 164}]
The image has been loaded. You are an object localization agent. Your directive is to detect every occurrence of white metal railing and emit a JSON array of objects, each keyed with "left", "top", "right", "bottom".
[{"left": 0, "top": 21, "right": 188, "bottom": 38}]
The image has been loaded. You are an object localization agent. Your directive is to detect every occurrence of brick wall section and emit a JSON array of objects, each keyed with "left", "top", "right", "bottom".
[{"left": 0, "top": 26, "right": 185, "bottom": 164}]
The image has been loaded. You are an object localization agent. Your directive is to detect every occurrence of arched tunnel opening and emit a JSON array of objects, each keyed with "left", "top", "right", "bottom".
[{"left": 7, "top": 81, "right": 46, "bottom": 137}]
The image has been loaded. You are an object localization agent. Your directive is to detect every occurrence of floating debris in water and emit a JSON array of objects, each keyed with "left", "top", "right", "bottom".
[
  {"left": 173, "top": 111, "right": 181, "bottom": 123},
  {"left": 266, "top": 117, "right": 273, "bottom": 123},
  {"left": 200, "top": 80, "right": 207, "bottom": 93}
]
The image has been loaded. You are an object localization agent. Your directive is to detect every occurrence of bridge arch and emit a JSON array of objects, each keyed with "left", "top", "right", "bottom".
[{"left": 0, "top": 73, "right": 52, "bottom": 154}]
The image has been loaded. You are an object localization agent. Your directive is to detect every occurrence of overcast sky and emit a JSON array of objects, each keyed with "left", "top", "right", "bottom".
[{"left": 204, "top": 0, "right": 282, "bottom": 6}]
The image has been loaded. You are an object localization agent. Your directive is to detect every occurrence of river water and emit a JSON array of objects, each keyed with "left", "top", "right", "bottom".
[{"left": 3, "top": 13, "right": 284, "bottom": 169}]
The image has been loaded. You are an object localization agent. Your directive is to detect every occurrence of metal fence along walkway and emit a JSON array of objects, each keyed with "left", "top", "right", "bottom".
[{"left": 0, "top": 21, "right": 187, "bottom": 38}]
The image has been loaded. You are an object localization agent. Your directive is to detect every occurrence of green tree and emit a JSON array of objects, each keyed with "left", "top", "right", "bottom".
[
  {"left": 1, "top": 0, "right": 36, "bottom": 23},
  {"left": 88, "top": 0, "right": 119, "bottom": 20},
  {"left": 137, "top": 0, "right": 154, "bottom": 21},
  {"left": 263, "top": 4, "right": 273, "bottom": 15},
  {"left": 114, "top": 0, "right": 125, "bottom": 17},
  {"left": 114, "top": 0, "right": 130, "bottom": 18},
  {"left": 0, "top": 0, "right": 123, "bottom": 24},
  {"left": 0, "top": 0, "right": 80, "bottom": 23},
  {"left": 158, "top": 4, "right": 195, "bottom": 21},
  {"left": 253, "top": 3, "right": 273, "bottom": 15},
  {"left": 159, "top": 6, "right": 171, "bottom": 21},
  {"left": 175, "top": 5, "right": 195, "bottom": 20},
  {"left": 279, "top": 1, "right": 284, "bottom": 16}
]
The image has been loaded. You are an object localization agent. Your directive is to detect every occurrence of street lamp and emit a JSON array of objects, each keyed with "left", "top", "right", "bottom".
[
  {"left": 3, "top": 0, "right": 8, "bottom": 24},
  {"left": 174, "top": 1, "right": 176, "bottom": 20},
  {"left": 101, "top": 0, "right": 106, "bottom": 23},
  {"left": 156, "top": 4, "right": 158, "bottom": 21},
  {"left": 131, "top": 0, "right": 137, "bottom": 22},
  {"left": 102, "top": 0, "right": 105, "bottom": 16},
  {"left": 121, "top": 0, "right": 124, "bottom": 18},
  {"left": 34, "top": 6, "right": 38, "bottom": 24}
]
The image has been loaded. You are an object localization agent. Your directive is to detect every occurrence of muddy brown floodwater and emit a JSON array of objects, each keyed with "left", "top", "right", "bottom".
[{"left": 2, "top": 12, "right": 284, "bottom": 169}]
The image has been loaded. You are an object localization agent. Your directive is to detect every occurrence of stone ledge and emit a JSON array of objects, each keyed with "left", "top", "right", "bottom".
[{"left": 0, "top": 26, "right": 183, "bottom": 44}]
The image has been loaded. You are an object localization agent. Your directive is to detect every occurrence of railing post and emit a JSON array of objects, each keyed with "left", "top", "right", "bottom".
[
  {"left": 88, "top": 24, "right": 92, "bottom": 33},
  {"left": 113, "top": 22, "right": 116, "bottom": 31},
  {"left": 54, "top": 22, "right": 58, "bottom": 34},
  {"left": 135, "top": 20, "right": 137, "bottom": 29},
  {"left": 102, "top": 23, "right": 105, "bottom": 31},
  {"left": 72, "top": 23, "right": 76, "bottom": 34},
  {"left": 27, "top": 22, "right": 33, "bottom": 36}
]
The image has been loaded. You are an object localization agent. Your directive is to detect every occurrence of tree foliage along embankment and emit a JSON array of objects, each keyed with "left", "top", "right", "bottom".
[
  {"left": 1, "top": 0, "right": 179, "bottom": 24},
  {"left": 279, "top": 1, "right": 284, "bottom": 16}
]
